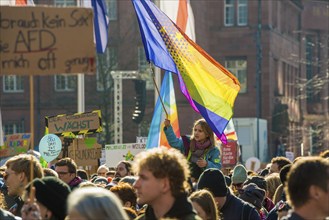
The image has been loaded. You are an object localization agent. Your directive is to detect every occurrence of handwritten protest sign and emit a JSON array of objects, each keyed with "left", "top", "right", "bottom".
[
  {"left": 0, "top": 6, "right": 95, "bottom": 75},
  {"left": 39, "top": 134, "right": 62, "bottom": 162},
  {"left": 105, "top": 143, "right": 146, "bottom": 167},
  {"left": 0, "top": 133, "right": 31, "bottom": 157},
  {"left": 245, "top": 157, "right": 261, "bottom": 172},
  {"left": 58, "top": 138, "right": 101, "bottom": 166},
  {"left": 221, "top": 141, "right": 238, "bottom": 168},
  {"left": 45, "top": 110, "right": 102, "bottom": 136}
]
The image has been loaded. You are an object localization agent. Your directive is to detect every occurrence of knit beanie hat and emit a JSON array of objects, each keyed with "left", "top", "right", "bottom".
[
  {"left": 197, "top": 168, "right": 228, "bottom": 197},
  {"left": 238, "top": 183, "right": 265, "bottom": 209},
  {"left": 93, "top": 176, "right": 109, "bottom": 185},
  {"left": 119, "top": 175, "right": 137, "bottom": 186},
  {"left": 232, "top": 164, "right": 248, "bottom": 184},
  {"left": 244, "top": 176, "right": 267, "bottom": 191},
  {"left": 26, "top": 177, "right": 71, "bottom": 220}
]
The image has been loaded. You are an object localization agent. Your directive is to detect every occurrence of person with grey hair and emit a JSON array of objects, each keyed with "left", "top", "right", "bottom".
[
  {"left": 66, "top": 187, "right": 129, "bottom": 220},
  {"left": 96, "top": 165, "right": 109, "bottom": 177}
]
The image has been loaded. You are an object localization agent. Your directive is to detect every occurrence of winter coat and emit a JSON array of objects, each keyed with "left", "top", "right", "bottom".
[
  {"left": 281, "top": 211, "right": 305, "bottom": 220},
  {"left": 220, "top": 192, "right": 261, "bottom": 220},
  {"left": 135, "top": 193, "right": 201, "bottom": 220},
  {"left": 164, "top": 125, "right": 221, "bottom": 179}
]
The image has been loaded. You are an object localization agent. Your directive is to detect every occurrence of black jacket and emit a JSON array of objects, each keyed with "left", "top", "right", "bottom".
[
  {"left": 220, "top": 192, "right": 261, "bottom": 220},
  {"left": 281, "top": 211, "right": 305, "bottom": 220},
  {"left": 135, "top": 194, "right": 201, "bottom": 220}
]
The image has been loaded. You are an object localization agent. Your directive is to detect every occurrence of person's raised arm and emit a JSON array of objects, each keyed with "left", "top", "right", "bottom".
[{"left": 163, "top": 119, "right": 184, "bottom": 152}]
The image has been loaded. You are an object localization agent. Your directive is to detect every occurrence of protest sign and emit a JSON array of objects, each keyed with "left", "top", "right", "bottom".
[
  {"left": 0, "top": 133, "right": 31, "bottom": 157},
  {"left": 285, "top": 151, "right": 294, "bottom": 162},
  {"left": 105, "top": 143, "right": 146, "bottom": 167},
  {"left": 221, "top": 141, "right": 238, "bottom": 168},
  {"left": 58, "top": 138, "right": 101, "bottom": 166},
  {"left": 0, "top": 6, "right": 95, "bottom": 75},
  {"left": 245, "top": 157, "right": 261, "bottom": 172},
  {"left": 45, "top": 110, "right": 102, "bottom": 136},
  {"left": 39, "top": 134, "right": 62, "bottom": 162}
]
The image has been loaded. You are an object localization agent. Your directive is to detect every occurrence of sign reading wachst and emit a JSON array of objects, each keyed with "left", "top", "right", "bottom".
[
  {"left": 45, "top": 110, "right": 102, "bottom": 136},
  {"left": 0, "top": 6, "right": 95, "bottom": 75}
]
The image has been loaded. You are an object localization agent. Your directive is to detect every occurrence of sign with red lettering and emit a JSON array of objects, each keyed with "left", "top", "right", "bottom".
[
  {"left": 221, "top": 141, "right": 238, "bottom": 168},
  {"left": 0, "top": 6, "right": 95, "bottom": 75},
  {"left": 0, "top": 133, "right": 31, "bottom": 157}
]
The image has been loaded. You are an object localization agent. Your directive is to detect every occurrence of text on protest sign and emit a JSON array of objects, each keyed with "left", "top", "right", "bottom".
[
  {"left": 45, "top": 110, "right": 102, "bottom": 136},
  {"left": 221, "top": 141, "right": 238, "bottom": 168},
  {"left": 58, "top": 138, "right": 101, "bottom": 166},
  {"left": 0, "top": 6, "right": 95, "bottom": 75},
  {"left": 0, "top": 133, "right": 31, "bottom": 157},
  {"left": 105, "top": 143, "right": 146, "bottom": 168}
]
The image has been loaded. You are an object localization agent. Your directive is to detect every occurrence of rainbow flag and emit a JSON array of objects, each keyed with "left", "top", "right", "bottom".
[
  {"left": 15, "top": 0, "right": 34, "bottom": 5},
  {"left": 224, "top": 119, "right": 238, "bottom": 142},
  {"left": 146, "top": 72, "right": 180, "bottom": 149},
  {"left": 132, "top": 0, "right": 240, "bottom": 143},
  {"left": 160, "top": 0, "right": 195, "bottom": 41}
]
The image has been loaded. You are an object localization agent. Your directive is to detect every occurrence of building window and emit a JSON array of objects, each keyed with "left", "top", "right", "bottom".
[
  {"left": 106, "top": 0, "right": 117, "bottom": 21},
  {"left": 54, "top": 75, "right": 76, "bottom": 91},
  {"left": 97, "top": 47, "right": 117, "bottom": 91},
  {"left": 4, "top": 121, "right": 24, "bottom": 135},
  {"left": 54, "top": 0, "right": 76, "bottom": 6},
  {"left": 3, "top": 75, "right": 24, "bottom": 93},
  {"left": 237, "top": 0, "right": 248, "bottom": 26},
  {"left": 224, "top": 0, "right": 248, "bottom": 27},
  {"left": 224, "top": 0, "right": 234, "bottom": 26},
  {"left": 225, "top": 58, "right": 247, "bottom": 93}
]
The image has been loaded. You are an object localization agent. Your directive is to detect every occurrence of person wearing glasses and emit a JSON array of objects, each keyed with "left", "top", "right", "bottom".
[
  {"left": 55, "top": 157, "right": 82, "bottom": 190},
  {"left": 4, "top": 154, "right": 44, "bottom": 216}
]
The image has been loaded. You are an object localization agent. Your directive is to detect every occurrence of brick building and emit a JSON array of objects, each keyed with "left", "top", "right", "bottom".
[{"left": 1, "top": 0, "right": 328, "bottom": 160}]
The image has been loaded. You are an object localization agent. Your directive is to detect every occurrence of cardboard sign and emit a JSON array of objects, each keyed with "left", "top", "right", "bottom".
[
  {"left": 221, "top": 141, "right": 238, "bottom": 168},
  {"left": 58, "top": 138, "right": 101, "bottom": 166},
  {"left": 46, "top": 110, "right": 102, "bottom": 135},
  {"left": 0, "top": 6, "right": 96, "bottom": 75},
  {"left": 105, "top": 143, "right": 146, "bottom": 168},
  {"left": 245, "top": 157, "right": 261, "bottom": 172},
  {"left": 0, "top": 133, "right": 31, "bottom": 157}
]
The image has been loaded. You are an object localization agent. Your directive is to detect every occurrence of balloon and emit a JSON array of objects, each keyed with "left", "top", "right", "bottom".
[{"left": 39, "top": 134, "right": 62, "bottom": 162}]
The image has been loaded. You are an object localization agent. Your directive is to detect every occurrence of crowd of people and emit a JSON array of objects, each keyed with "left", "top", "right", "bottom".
[{"left": 0, "top": 119, "right": 328, "bottom": 220}]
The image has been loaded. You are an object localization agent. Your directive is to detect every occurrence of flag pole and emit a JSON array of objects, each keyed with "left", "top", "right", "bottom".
[
  {"left": 150, "top": 64, "right": 168, "bottom": 118},
  {"left": 29, "top": 75, "right": 34, "bottom": 150},
  {"left": 29, "top": 75, "right": 35, "bottom": 202},
  {"left": 77, "top": 0, "right": 85, "bottom": 113},
  {"left": 154, "top": 0, "right": 161, "bottom": 106}
]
